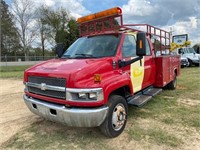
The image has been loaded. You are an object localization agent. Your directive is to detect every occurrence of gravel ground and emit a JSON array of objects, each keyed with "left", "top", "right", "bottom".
[{"left": 0, "top": 79, "right": 38, "bottom": 145}]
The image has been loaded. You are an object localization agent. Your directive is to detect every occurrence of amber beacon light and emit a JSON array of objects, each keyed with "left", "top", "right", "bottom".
[{"left": 77, "top": 7, "right": 122, "bottom": 23}]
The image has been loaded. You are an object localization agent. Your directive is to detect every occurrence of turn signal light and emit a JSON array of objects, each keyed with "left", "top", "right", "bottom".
[
  {"left": 139, "top": 40, "right": 143, "bottom": 49},
  {"left": 77, "top": 7, "right": 122, "bottom": 23},
  {"left": 94, "top": 74, "right": 102, "bottom": 82}
]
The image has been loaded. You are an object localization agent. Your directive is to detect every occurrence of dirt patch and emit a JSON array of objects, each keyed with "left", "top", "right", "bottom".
[
  {"left": 0, "top": 79, "right": 23, "bottom": 96},
  {"left": 176, "top": 85, "right": 187, "bottom": 90},
  {"left": 0, "top": 79, "right": 37, "bottom": 145},
  {"left": 177, "top": 98, "right": 200, "bottom": 106},
  {"left": 163, "top": 96, "right": 174, "bottom": 99}
]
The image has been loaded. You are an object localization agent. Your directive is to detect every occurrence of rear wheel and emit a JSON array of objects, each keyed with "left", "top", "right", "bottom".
[
  {"left": 167, "top": 73, "right": 177, "bottom": 90},
  {"left": 100, "top": 95, "right": 128, "bottom": 138}
]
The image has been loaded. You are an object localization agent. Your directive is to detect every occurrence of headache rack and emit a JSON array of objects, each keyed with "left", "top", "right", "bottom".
[{"left": 77, "top": 7, "right": 171, "bottom": 54}]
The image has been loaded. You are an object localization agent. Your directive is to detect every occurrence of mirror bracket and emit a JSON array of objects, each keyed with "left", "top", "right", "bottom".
[
  {"left": 118, "top": 56, "right": 143, "bottom": 68},
  {"left": 55, "top": 43, "right": 65, "bottom": 58}
]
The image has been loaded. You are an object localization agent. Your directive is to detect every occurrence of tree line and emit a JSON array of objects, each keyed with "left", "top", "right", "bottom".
[{"left": 1, "top": 0, "right": 79, "bottom": 60}]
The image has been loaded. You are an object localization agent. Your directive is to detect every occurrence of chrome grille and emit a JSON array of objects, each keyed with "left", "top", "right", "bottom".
[
  {"left": 28, "top": 87, "right": 66, "bottom": 99},
  {"left": 28, "top": 76, "right": 66, "bottom": 100},
  {"left": 28, "top": 76, "right": 66, "bottom": 87}
]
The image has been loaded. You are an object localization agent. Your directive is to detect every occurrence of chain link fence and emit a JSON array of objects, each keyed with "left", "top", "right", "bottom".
[
  {"left": 0, "top": 56, "right": 56, "bottom": 67},
  {"left": 1, "top": 56, "right": 56, "bottom": 62}
]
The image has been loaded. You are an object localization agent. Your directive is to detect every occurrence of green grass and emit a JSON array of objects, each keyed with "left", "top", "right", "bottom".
[
  {"left": 128, "top": 67, "right": 200, "bottom": 128},
  {"left": 4, "top": 121, "right": 112, "bottom": 150},
  {"left": 147, "top": 128, "right": 182, "bottom": 147},
  {"left": 126, "top": 67, "right": 200, "bottom": 147},
  {"left": 0, "top": 65, "right": 31, "bottom": 79},
  {"left": 128, "top": 125, "right": 182, "bottom": 147},
  {"left": 2, "top": 67, "right": 200, "bottom": 149},
  {"left": 0, "top": 65, "right": 31, "bottom": 72}
]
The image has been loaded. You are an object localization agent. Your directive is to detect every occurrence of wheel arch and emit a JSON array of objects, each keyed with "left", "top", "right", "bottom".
[
  {"left": 109, "top": 85, "right": 131, "bottom": 101},
  {"left": 174, "top": 68, "right": 178, "bottom": 75}
]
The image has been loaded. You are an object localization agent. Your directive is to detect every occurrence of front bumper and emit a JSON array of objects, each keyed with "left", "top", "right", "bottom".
[
  {"left": 23, "top": 95, "right": 108, "bottom": 127},
  {"left": 181, "top": 61, "right": 189, "bottom": 67}
]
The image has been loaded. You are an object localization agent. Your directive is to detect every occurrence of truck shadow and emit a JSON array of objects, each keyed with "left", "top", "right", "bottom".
[{"left": 30, "top": 117, "right": 106, "bottom": 138}]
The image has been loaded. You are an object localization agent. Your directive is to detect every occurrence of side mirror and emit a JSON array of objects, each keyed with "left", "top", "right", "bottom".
[
  {"left": 55, "top": 43, "right": 65, "bottom": 58},
  {"left": 136, "top": 32, "right": 147, "bottom": 56}
]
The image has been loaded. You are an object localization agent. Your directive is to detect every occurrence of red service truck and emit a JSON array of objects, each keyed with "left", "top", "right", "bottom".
[{"left": 23, "top": 7, "right": 180, "bottom": 137}]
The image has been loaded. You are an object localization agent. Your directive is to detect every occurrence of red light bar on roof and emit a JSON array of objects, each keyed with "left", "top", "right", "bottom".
[{"left": 77, "top": 7, "right": 122, "bottom": 24}]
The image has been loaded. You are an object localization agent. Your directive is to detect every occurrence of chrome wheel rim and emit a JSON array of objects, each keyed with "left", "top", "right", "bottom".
[{"left": 112, "top": 103, "right": 126, "bottom": 131}]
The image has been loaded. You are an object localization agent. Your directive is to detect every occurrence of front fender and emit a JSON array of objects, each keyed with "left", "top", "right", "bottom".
[{"left": 101, "top": 71, "right": 132, "bottom": 104}]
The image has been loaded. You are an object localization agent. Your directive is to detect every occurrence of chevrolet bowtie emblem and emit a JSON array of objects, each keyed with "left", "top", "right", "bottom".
[{"left": 41, "top": 83, "right": 47, "bottom": 91}]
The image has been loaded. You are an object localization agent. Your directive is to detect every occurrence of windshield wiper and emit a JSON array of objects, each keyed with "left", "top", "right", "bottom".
[
  {"left": 74, "top": 53, "right": 97, "bottom": 58},
  {"left": 61, "top": 55, "right": 72, "bottom": 59}
]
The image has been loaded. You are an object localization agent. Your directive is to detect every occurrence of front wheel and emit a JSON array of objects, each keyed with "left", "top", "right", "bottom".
[
  {"left": 188, "top": 59, "right": 193, "bottom": 67},
  {"left": 100, "top": 95, "right": 128, "bottom": 138}
]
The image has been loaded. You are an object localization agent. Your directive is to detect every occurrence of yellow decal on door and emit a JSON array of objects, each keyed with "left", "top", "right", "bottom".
[{"left": 130, "top": 58, "right": 144, "bottom": 93}]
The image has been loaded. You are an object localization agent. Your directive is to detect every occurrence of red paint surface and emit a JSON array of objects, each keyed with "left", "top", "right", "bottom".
[{"left": 24, "top": 33, "right": 180, "bottom": 107}]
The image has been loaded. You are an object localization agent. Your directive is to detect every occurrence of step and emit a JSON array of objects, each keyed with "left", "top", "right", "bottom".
[
  {"left": 143, "top": 88, "right": 162, "bottom": 96},
  {"left": 128, "top": 95, "right": 152, "bottom": 107}
]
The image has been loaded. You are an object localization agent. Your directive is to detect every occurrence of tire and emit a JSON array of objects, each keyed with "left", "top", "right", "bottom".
[
  {"left": 188, "top": 59, "right": 193, "bottom": 67},
  {"left": 167, "top": 73, "right": 177, "bottom": 90},
  {"left": 100, "top": 95, "right": 128, "bottom": 138}
]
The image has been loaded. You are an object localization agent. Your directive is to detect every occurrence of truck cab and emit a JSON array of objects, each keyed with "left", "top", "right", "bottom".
[
  {"left": 23, "top": 7, "right": 180, "bottom": 137},
  {"left": 178, "top": 47, "right": 200, "bottom": 66}
]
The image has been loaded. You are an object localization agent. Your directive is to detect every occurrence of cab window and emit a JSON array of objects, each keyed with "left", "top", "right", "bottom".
[
  {"left": 146, "top": 38, "right": 151, "bottom": 55},
  {"left": 122, "top": 35, "right": 136, "bottom": 57}
]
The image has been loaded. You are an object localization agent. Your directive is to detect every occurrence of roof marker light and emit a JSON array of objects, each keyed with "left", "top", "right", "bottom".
[{"left": 77, "top": 7, "right": 122, "bottom": 24}]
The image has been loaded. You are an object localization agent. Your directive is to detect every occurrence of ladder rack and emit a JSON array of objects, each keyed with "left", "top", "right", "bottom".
[
  {"left": 78, "top": 8, "right": 171, "bottom": 54},
  {"left": 122, "top": 24, "right": 171, "bottom": 54}
]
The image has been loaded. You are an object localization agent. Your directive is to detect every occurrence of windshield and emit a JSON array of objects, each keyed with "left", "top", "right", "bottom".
[
  {"left": 188, "top": 48, "right": 196, "bottom": 53},
  {"left": 183, "top": 48, "right": 196, "bottom": 54},
  {"left": 62, "top": 34, "right": 121, "bottom": 59}
]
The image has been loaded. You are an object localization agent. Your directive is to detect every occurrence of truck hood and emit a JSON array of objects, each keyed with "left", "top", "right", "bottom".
[
  {"left": 183, "top": 53, "right": 200, "bottom": 60},
  {"left": 25, "top": 58, "right": 114, "bottom": 88}
]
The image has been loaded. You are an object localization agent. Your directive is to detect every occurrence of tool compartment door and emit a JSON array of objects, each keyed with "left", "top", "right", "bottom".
[{"left": 154, "top": 55, "right": 180, "bottom": 87}]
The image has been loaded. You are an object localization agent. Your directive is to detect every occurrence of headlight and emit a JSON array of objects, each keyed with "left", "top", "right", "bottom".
[
  {"left": 78, "top": 93, "right": 87, "bottom": 99},
  {"left": 23, "top": 82, "right": 28, "bottom": 92},
  {"left": 66, "top": 88, "right": 104, "bottom": 102},
  {"left": 89, "top": 93, "right": 97, "bottom": 100},
  {"left": 78, "top": 92, "right": 97, "bottom": 100}
]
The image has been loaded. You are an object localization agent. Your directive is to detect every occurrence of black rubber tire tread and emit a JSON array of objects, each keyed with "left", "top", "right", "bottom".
[
  {"left": 188, "top": 59, "right": 193, "bottom": 67},
  {"left": 100, "top": 95, "right": 128, "bottom": 138},
  {"left": 181, "top": 66, "right": 184, "bottom": 68},
  {"left": 167, "top": 73, "right": 177, "bottom": 90}
]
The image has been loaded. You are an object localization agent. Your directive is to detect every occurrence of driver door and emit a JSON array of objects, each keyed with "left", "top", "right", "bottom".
[{"left": 121, "top": 33, "right": 145, "bottom": 93}]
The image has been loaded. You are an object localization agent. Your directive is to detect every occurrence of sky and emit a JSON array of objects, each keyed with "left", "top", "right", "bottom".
[{"left": 5, "top": 0, "right": 200, "bottom": 46}]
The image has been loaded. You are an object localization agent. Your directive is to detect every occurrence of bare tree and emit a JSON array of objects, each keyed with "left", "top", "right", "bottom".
[
  {"left": 11, "top": 0, "right": 36, "bottom": 60},
  {"left": 35, "top": 5, "right": 52, "bottom": 60},
  {"left": 38, "top": 18, "right": 46, "bottom": 60}
]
